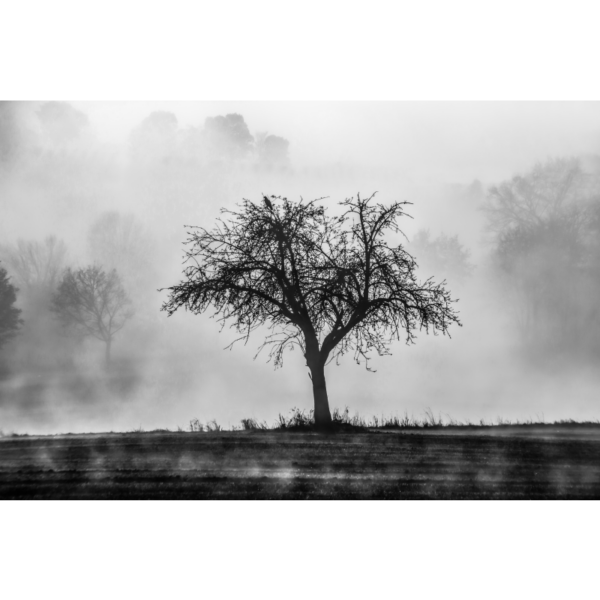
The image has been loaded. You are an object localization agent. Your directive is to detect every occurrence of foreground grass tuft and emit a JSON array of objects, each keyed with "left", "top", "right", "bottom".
[
  {"left": 7, "top": 409, "right": 598, "bottom": 439},
  {"left": 240, "top": 418, "right": 269, "bottom": 430},
  {"left": 170, "top": 408, "right": 600, "bottom": 434}
]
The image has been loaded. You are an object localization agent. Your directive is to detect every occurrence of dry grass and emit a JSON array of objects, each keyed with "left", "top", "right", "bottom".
[{"left": 245, "top": 407, "right": 600, "bottom": 431}]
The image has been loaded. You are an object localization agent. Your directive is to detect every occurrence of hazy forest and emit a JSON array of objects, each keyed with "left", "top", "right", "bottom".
[{"left": 2, "top": 101, "right": 600, "bottom": 434}]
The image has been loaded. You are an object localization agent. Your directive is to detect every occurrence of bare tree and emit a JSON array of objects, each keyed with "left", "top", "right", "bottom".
[
  {"left": 0, "top": 237, "right": 69, "bottom": 369},
  {"left": 0, "top": 266, "right": 22, "bottom": 349},
  {"left": 52, "top": 266, "right": 133, "bottom": 366},
  {"left": 484, "top": 158, "right": 591, "bottom": 235},
  {"left": 0, "top": 236, "right": 67, "bottom": 296},
  {"left": 88, "top": 212, "right": 152, "bottom": 292},
  {"left": 162, "top": 194, "right": 461, "bottom": 426}
]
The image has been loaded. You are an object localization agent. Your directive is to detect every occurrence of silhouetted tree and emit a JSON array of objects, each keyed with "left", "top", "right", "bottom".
[
  {"left": 52, "top": 266, "right": 133, "bottom": 366},
  {"left": 0, "top": 267, "right": 22, "bottom": 349},
  {"left": 162, "top": 194, "right": 461, "bottom": 426}
]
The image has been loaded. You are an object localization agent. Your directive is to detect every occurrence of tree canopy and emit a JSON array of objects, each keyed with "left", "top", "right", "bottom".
[
  {"left": 204, "top": 113, "right": 254, "bottom": 160},
  {"left": 162, "top": 193, "right": 461, "bottom": 425}
]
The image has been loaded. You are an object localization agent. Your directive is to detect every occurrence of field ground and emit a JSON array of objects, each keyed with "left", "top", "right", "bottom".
[{"left": 1, "top": 425, "right": 600, "bottom": 499}]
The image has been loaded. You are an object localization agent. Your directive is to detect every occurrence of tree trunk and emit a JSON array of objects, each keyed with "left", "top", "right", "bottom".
[
  {"left": 105, "top": 338, "right": 112, "bottom": 368},
  {"left": 309, "top": 359, "right": 332, "bottom": 427}
]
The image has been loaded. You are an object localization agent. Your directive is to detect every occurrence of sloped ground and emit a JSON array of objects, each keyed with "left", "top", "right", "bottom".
[{"left": 1, "top": 426, "right": 600, "bottom": 499}]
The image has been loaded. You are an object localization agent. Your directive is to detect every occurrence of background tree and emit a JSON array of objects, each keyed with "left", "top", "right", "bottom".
[
  {"left": 0, "top": 102, "right": 38, "bottom": 167},
  {"left": 0, "top": 236, "right": 68, "bottom": 301},
  {"left": 88, "top": 212, "right": 153, "bottom": 294},
  {"left": 162, "top": 194, "right": 461, "bottom": 426},
  {"left": 486, "top": 157, "right": 600, "bottom": 352},
  {"left": 52, "top": 266, "right": 133, "bottom": 366},
  {"left": 484, "top": 158, "right": 590, "bottom": 234},
  {"left": 204, "top": 113, "right": 254, "bottom": 161},
  {"left": 37, "top": 101, "right": 89, "bottom": 146},
  {"left": 495, "top": 218, "right": 585, "bottom": 345},
  {"left": 130, "top": 111, "right": 179, "bottom": 166},
  {"left": 0, "top": 236, "right": 70, "bottom": 368},
  {"left": 410, "top": 229, "right": 473, "bottom": 287},
  {"left": 255, "top": 132, "right": 290, "bottom": 169},
  {"left": 0, "top": 266, "right": 22, "bottom": 350}
]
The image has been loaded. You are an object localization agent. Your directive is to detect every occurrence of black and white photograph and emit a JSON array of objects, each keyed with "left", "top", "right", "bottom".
[
  {"left": 4, "top": 100, "right": 600, "bottom": 500},
  {"left": 2, "top": 1, "right": 599, "bottom": 598}
]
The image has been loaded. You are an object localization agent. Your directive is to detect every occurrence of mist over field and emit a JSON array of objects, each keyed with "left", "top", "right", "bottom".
[{"left": 2, "top": 100, "right": 600, "bottom": 434}]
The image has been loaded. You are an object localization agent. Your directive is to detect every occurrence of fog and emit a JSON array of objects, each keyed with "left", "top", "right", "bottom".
[{"left": 1, "top": 100, "right": 600, "bottom": 434}]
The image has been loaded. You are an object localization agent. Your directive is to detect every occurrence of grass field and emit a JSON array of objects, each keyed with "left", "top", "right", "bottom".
[{"left": 2, "top": 424, "right": 600, "bottom": 499}]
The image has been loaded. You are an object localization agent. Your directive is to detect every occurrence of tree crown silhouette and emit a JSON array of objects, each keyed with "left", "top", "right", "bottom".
[{"left": 162, "top": 194, "right": 461, "bottom": 425}]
